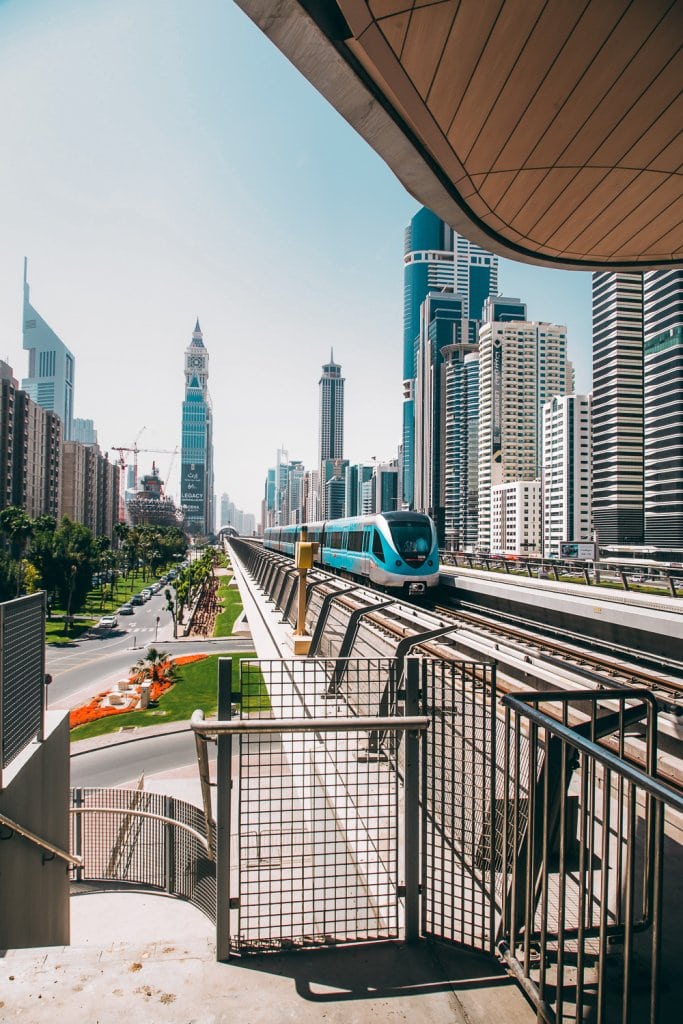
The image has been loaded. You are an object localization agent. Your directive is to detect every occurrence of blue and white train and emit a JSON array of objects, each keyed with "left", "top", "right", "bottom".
[{"left": 264, "top": 511, "right": 439, "bottom": 594}]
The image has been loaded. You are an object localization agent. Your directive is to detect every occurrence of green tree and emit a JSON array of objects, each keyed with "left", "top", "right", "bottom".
[
  {"left": 0, "top": 506, "right": 33, "bottom": 563},
  {"left": 130, "top": 647, "right": 177, "bottom": 688}
]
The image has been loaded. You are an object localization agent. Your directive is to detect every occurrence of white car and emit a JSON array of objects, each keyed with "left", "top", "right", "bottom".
[{"left": 98, "top": 614, "right": 118, "bottom": 628}]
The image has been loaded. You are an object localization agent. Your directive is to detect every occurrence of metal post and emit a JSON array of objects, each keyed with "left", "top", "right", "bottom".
[
  {"left": 404, "top": 657, "right": 420, "bottom": 943},
  {"left": 164, "top": 794, "right": 175, "bottom": 895},
  {"left": 216, "top": 657, "right": 233, "bottom": 960},
  {"left": 295, "top": 568, "right": 307, "bottom": 635}
]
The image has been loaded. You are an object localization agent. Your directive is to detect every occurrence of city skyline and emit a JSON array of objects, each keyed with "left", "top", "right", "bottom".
[{"left": 0, "top": 0, "right": 593, "bottom": 520}]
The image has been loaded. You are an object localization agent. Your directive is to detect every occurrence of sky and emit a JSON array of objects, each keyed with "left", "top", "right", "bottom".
[{"left": 0, "top": 0, "right": 593, "bottom": 521}]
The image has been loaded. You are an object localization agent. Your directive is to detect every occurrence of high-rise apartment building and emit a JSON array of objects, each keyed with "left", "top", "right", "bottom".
[
  {"left": 443, "top": 349, "right": 479, "bottom": 550},
  {"left": 0, "top": 361, "right": 61, "bottom": 520},
  {"left": 413, "top": 292, "right": 478, "bottom": 539},
  {"left": 21, "top": 259, "right": 75, "bottom": 442},
  {"left": 542, "top": 395, "right": 592, "bottom": 559},
  {"left": 180, "top": 319, "right": 214, "bottom": 536},
  {"left": 402, "top": 207, "right": 498, "bottom": 509},
  {"left": 491, "top": 480, "right": 541, "bottom": 556},
  {"left": 478, "top": 312, "right": 570, "bottom": 550},
  {"left": 643, "top": 269, "right": 683, "bottom": 547},
  {"left": 72, "top": 418, "right": 97, "bottom": 445},
  {"left": 591, "top": 273, "right": 644, "bottom": 546},
  {"left": 318, "top": 352, "right": 344, "bottom": 517},
  {"left": 61, "top": 441, "right": 119, "bottom": 539},
  {"left": 344, "top": 464, "right": 373, "bottom": 517}
]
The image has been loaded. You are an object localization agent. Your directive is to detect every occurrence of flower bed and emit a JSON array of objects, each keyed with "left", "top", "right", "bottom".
[{"left": 69, "top": 653, "right": 208, "bottom": 728}]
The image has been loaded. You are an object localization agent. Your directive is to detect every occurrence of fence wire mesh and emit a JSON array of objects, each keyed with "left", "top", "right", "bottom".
[
  {"left": 232, "top": 658, "right": 401, "bottom": 953},
  {"left": 1, "top": 593, "right": 45, "bottom": 770},
  {"left": 70, "top": 787, "right": 216, "bottom": 923}
]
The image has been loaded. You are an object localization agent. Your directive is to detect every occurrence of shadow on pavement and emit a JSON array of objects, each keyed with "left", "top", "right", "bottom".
[{"left": 229, "top": 939, "right": 517, "bottom": 1003}]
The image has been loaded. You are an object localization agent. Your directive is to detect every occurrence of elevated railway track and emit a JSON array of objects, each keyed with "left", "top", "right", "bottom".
[{"left": 231, "top": 539, "right": 683, "bottom": 789}]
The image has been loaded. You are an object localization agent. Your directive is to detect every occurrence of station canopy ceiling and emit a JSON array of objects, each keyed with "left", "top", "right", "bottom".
[{"left": 237, "top": 0, "right": 682, "bottom": 270}]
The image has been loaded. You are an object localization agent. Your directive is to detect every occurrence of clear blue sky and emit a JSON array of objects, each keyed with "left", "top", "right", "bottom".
[{"left": 0, "top": 0, "right": 592, "bottom": 520}]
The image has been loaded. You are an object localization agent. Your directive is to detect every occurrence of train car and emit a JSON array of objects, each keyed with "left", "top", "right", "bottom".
[{"left": 264, "top": 511, "right": 439, "bottom": 594}]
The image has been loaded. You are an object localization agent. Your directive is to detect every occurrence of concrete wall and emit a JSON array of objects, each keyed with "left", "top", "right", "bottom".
[{"left": 0, "top": 710, "right": 70, "bottom": 949}]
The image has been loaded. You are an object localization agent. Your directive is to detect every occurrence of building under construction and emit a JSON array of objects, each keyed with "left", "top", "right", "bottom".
[{"left": 126, "top": 463, "right": 185, "bottom": 531}]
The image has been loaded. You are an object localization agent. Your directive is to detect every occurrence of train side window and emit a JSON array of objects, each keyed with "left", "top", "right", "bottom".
[
  {"left": 363, "top": 529, "right": 370, "bottom": 552},
  {"left": 372, "top": 529, "right": 385, "bottom": 562}
]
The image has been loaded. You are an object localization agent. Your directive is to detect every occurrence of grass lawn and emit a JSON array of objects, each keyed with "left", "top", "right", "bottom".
[
  {"left": 213, "top": 577, "right": 244, "bottom": 636},
  {"left": 69, "top": 652, "right": 268, "bottom": 742},
  {"left": 46, "top": 619, "right": 96, "bottom": 644}
]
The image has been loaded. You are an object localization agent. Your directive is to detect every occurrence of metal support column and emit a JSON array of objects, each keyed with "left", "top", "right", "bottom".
[
  {"left": 309, "top": 586, "right": 360, "bottom": 655},
  {"left": 404, "top": 657, "right": 420, "bottom": 943},
  {"left": 216, "top": 657, "right": 233, "bottom": 961}
]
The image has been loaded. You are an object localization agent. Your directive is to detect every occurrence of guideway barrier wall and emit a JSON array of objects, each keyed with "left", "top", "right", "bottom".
[{"left": 223, "top": 539, "right": 683, "bottom": 1023}]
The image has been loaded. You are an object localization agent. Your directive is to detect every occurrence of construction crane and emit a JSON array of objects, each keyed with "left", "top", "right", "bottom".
[
  {"left": 111, "top": 438, "right": 177, "bottom": 494},
  {"left": 112, "top": 428, "right": 146, "bottom": 490}
]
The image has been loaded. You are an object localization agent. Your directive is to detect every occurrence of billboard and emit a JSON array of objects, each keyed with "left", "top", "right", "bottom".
[
  {"left": 560, "top": 541, "right": 597, "bottom": 560},
  {"left": 181, "top": 462, "right": 204, "bottom": 520}
]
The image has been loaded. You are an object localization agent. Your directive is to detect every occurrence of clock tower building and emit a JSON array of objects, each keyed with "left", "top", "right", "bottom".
[{"left": 180, "top": 318, "right": 215, "bottom": 536}]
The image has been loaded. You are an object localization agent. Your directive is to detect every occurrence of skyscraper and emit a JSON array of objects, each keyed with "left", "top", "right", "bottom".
[
  {"left": 21, "top": 258, "right": 75, "bottom": 441},
  {"left": 318, "top": 351, "right": 344, "bottom": 518},
  {"left": 402, "top": 207, "right": 498, "bottom": 509},
  {"left": 542, "top": 395, "right": 592, "bottom": 559},
  {"left": 478, "top": 310, "right": 570, "bottom": 550},
  {"left": 591, "top": 273, "right": 644, "bottom": 546},
  {"left": 180, "top": 319, "right": 214, "bottom": 536},
  {"left": 643, "top": 269, "right": 683, "bottom": 547}
]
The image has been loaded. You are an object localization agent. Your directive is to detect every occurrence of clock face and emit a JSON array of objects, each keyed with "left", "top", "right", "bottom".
[{"left": 189, "top": 356, "right": 203, "bottom": 368}]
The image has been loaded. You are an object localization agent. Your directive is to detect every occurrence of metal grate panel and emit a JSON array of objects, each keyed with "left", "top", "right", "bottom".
[
  {"left": 421, "top": 659, "right": 500, "bottom": 953},
  {"left": 70, "top": 788, "right": 216, "bottom": 922},
  {"left": 233, "top": 659, "right": 400, "bottom": 953},
  {"left": 1, "top": 593, "right": 45, "bottom": 770}
]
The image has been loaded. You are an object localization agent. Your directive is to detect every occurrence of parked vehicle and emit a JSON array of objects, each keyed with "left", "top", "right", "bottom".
[
  {"left": 118, "top": 604, "right": 135, "bottom": 615},
  {"left": 130, "top": 594, "right": 144, "bottom": 606},
  {"left": 98, "top": 614, "right": 118, "bottom": 628}
]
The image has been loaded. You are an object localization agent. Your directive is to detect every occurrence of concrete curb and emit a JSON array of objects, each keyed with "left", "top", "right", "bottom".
[{"left": 70, "top": 719, "right": 193, "bottom": 757}]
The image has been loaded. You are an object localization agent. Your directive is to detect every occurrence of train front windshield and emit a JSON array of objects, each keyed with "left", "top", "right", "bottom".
[{"left": 387, "top": 520, "right": 433, "bottom": 566}]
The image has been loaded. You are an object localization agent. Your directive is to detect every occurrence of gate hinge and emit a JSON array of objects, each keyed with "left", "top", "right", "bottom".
[
  {"left": 397, "top": 884, "right": 422, "bottom": 898},
  {"left": 229, "top": 897, "right": 240, "bottom": 909}
]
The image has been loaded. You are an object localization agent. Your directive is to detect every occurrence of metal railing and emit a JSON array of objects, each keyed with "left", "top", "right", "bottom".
[
  {"left": 499, "top": 689, "right": 683, "bottom": 1024},
  {"left": 70, "top": 788, "right": 216, "bottom": 923},
  {"left": 0, "top": 808, "right": 81, "bottom": 867}
]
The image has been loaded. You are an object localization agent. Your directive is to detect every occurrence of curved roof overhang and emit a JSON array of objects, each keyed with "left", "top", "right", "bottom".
[{"left": 236, "top": 0, "right": 682, "bottom": 271}]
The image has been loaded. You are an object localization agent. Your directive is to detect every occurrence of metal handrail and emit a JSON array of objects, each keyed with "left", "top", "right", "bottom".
[
  {"left": 191, "top": 710, "right": 430, "bottom": 735},
  {"left": 0, "top": 809, "right": 82, "bottom": 867},
  {"left": 70, "top": 806, "right": 210, "bottom": 852},
  {"left": 503, "top": 692, "right": 683, "bottom": 811}
]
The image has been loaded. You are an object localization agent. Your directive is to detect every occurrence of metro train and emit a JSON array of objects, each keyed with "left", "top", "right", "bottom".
[{"left": 263, "top": 511, "right": 439, "bottom": 594}]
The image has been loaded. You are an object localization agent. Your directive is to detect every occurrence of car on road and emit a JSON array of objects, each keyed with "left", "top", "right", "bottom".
[
  {"left": 118, "top": 604, "right": 134, "bottom": 615},
  {"left": 130, "top": 594, "right": 144, "bottom": 606},
  {"left": 630, "top": 574, "right": 646, "bottom": 583},
  {"left": 98, "top": 614, "right": 118, "bottom": 628},
  {"left": 141, "top": 589, "right": 152, "bottom": 601}
]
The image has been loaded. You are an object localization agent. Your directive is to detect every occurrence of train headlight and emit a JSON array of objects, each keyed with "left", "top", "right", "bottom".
[{"left": 396, "top": 560, "right": 402, "bottom": 567}]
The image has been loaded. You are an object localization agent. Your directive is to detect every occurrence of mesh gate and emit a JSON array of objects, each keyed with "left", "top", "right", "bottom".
[
  {"left": 421, "top": 658, "right": 507, "bottom": 954},
  {"left": 231, "top": 658, "right": 402, "bottom": 954}
]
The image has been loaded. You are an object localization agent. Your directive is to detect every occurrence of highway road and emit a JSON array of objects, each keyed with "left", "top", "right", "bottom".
[
  {"left": 69, "top": 729, "right": 212, "bottom": 788},
  {"left": 47, "top": 587, "right": 253, "bottom": 709}
]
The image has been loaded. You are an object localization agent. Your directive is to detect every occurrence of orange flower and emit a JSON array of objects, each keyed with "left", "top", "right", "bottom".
[{"left": 172, "top": 653, "right": 208, "bottom": 666}]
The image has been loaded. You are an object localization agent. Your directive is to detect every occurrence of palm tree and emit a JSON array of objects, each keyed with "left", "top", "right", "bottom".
[{"left": 130, "top": 647, "right": 177, "bottom": 688}]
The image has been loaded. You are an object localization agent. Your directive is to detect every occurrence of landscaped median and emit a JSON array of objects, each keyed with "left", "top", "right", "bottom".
[
  {"left": 69, "top": 651, "right": 269, "bottom": 742},
  {"left": 213, "top": 573, "right": 244, "bottom": 636}
]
